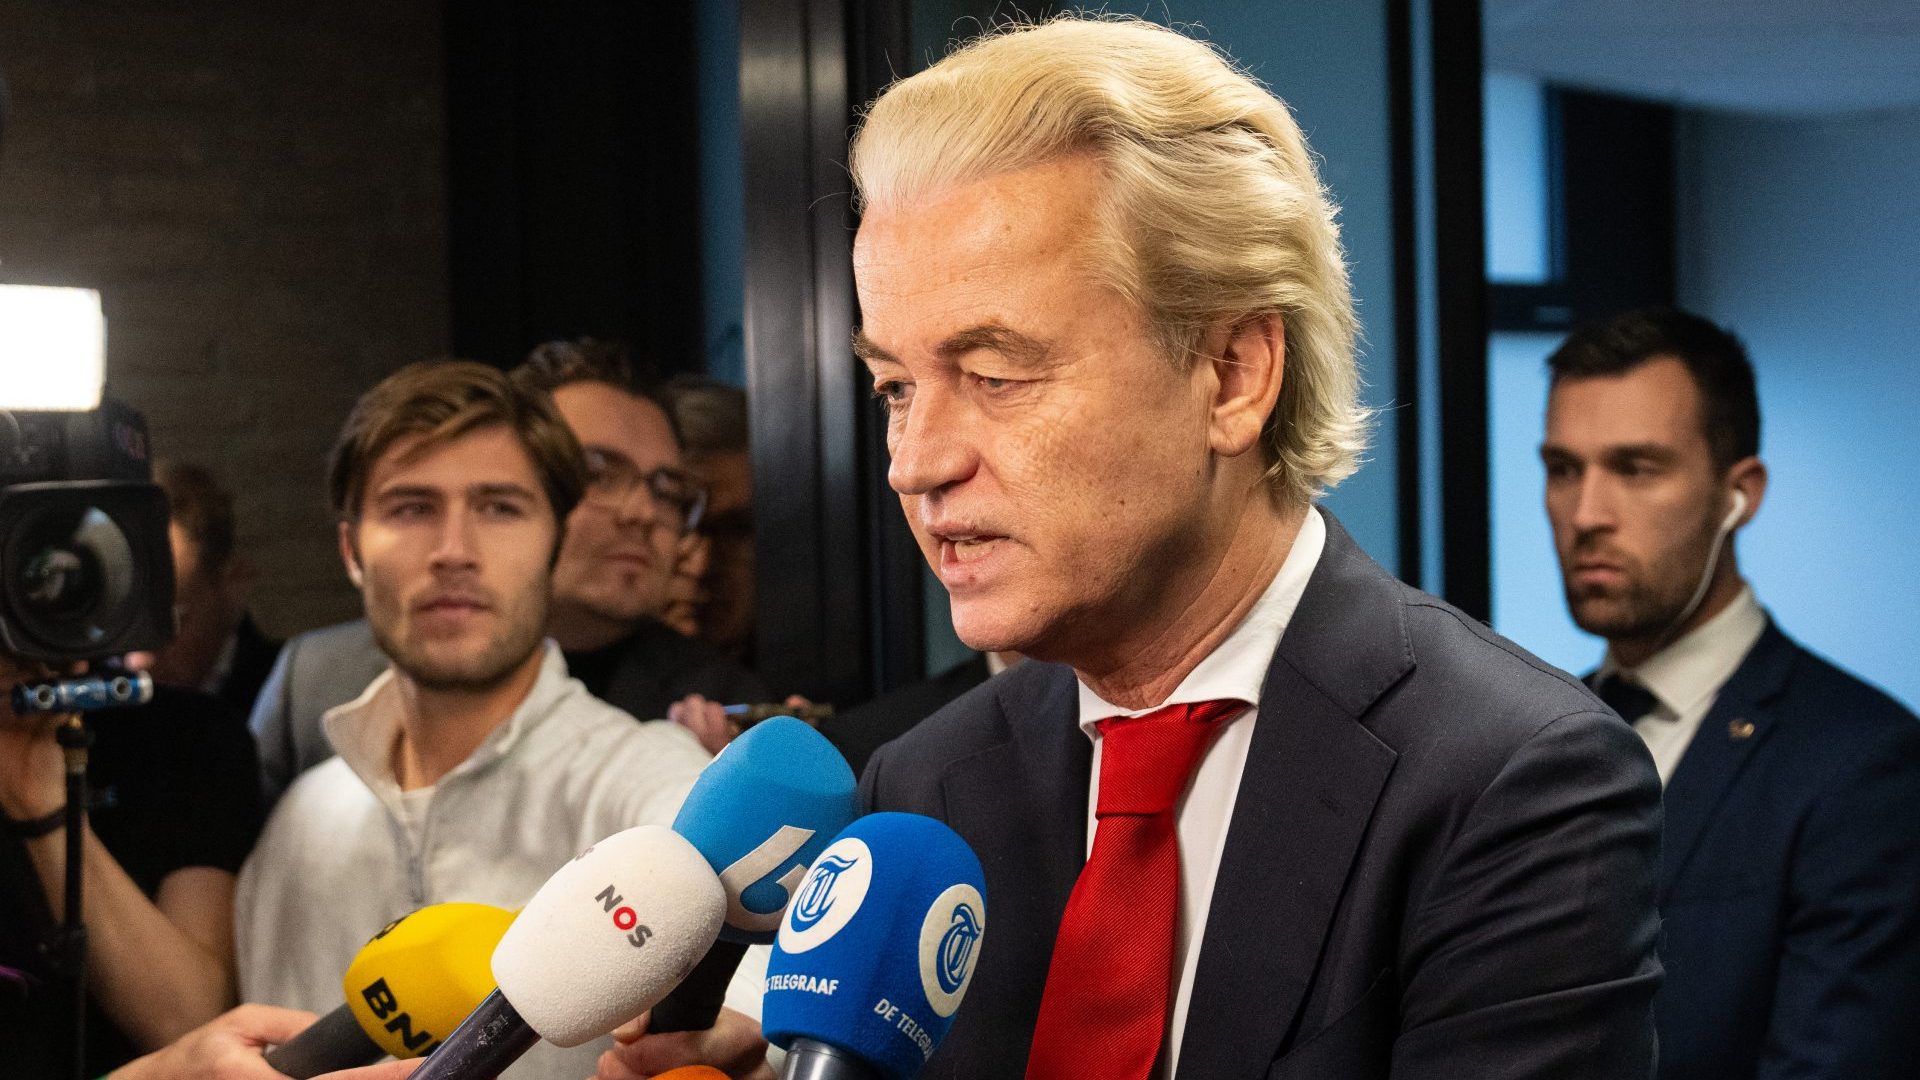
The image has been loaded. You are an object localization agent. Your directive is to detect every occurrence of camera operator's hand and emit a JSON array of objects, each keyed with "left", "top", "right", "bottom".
[{"left": 0, "top": 653, "right": 67, "bottom": 822}]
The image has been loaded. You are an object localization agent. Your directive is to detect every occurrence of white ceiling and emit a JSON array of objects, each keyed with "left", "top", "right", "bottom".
[{"left": 1484, "top": 0, "right": 1920, "bottom": 117}]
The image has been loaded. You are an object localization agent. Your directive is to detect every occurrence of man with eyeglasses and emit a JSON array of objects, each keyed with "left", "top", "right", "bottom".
[{"left": 248, "top": 341, "right": 769, "bottom": 803}]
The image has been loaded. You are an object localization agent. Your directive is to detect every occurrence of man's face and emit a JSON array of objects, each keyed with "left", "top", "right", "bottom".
[
  {"left": 550, "top": 382, "right": 686, "bottom": 626},
  {"left": 1542, "top": 357, "right": 1728, "bottom": 643},
  {"left": 146, "top": 525, "right": 239, "bottom": 689},
  {"left": 853, "top": 156, "right": 1221, "bottom": 661},
  {"left": 343, "top": 425, "right": 556, "bottom": 691},
  {"left": 689, "top": 448, "right": 754, "bottom": 651}
]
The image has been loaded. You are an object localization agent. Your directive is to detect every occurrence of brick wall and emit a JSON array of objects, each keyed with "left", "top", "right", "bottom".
[{"left": 0, "top": 2, "right": 449, "bottom": 637}]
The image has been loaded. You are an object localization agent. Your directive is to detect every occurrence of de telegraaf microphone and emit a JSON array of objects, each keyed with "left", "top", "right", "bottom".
[
  {"left": 650, "top": 716, "right": 859, "bottom": 1034},
  {"left": 408, "top": 825, "right": 726, "bottom": 1080},
  {"left": 264, "top": 902, "right": 515, "bottom": 1078},
  {"left": 762, "top": 813, "right": 987, "bottom": 1080}
]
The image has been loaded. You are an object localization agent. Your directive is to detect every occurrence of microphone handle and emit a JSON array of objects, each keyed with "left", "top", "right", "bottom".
[
  {"left": 646, "top": 939, "right": 750, "bottom": 1033},
  {"left": 264, "top": 1003, "right": 384, "bottom": 1078},
  {"left": 782, "top": 1038, "right": 883, "bottom": 1080},
  {"left": 409, "top": 988, "right": 541, "bottom": 1080}
]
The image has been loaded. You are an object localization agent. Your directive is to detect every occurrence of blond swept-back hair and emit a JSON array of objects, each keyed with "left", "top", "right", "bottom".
[{"left": 849, "top": 15, "right": 1369, "bottom": 506}]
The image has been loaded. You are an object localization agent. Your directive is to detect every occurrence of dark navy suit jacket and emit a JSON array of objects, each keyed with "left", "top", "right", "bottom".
[
  {"left": 861, "top": 516, "right": 1664, "bottom": 1080},
  {"left": 1621, "top": 622, "right": 1920, "bottom": 1080}
]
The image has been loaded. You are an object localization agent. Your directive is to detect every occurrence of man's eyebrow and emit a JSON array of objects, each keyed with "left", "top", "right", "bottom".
[
  {"left": 371, "top": 484, "right": 443, "bottom": 503},
  {"left": 851, "top": 329, "right": 895, "bottom": 366},
  {"left": 937, "top": 324, "right": 1053, "bottom": 369},
  {"left": 470, "top": 482, "right": 541, "bottom": 501}
]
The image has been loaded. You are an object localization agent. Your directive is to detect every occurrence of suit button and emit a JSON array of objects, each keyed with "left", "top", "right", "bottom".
[{"left": 1728, "top": 718, "right": 1756, "bottom": 740}]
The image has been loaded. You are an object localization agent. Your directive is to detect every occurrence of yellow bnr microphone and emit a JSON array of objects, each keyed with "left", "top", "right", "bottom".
[{"left": 265, "top": 902, "right": 516, "bottom": 1078}]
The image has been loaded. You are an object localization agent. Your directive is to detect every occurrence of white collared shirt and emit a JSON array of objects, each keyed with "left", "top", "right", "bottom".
[
  {"left": 1598, "top": 586, "right": 1767, "bottom": 785},
  {"left": 1075, "top": 506, "right": 1326, "bottom": 1079}
]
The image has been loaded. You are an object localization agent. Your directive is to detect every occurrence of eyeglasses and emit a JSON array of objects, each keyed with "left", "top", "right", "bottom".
[{"left": 581, "top": 448, "right": 708, "bottom": 532}]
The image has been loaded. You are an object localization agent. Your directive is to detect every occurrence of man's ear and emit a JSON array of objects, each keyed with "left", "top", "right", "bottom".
[
  {"left": 1727, "top": 455, "right": 1767, "bottom": 529},
  {"left": 1202, "top": 312, "right": 1285, "bottom": 459},
  {"left": 338, "top": 520, "right": 364, "bottom": 588}
]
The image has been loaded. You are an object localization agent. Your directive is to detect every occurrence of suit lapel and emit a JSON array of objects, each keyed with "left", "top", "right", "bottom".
[
  {"left": 1178, "top": 516, "right": 1406, "bottom": 1080},
  {"left": 1657, "top": 622, "right": 1792, "bottom": 903},
  {"left": 936, "top": 663, "right": 1088, "bottom": 1079}
]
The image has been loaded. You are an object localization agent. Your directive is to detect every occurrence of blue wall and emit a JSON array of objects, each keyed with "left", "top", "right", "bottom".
[
  {"left": 1160, "top": 2, "right": 1403, "bottom": 573},
  {"left": 1487, "top": 107, "right": 1920, "bottom": 709},
  {"left": 1675, "top": 109, "right": 1920, "bottom": 709}
]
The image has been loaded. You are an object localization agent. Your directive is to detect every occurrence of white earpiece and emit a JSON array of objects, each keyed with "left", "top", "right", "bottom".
[{"left": 1721, "top": 490, "right": 1748, "bottom": 533}]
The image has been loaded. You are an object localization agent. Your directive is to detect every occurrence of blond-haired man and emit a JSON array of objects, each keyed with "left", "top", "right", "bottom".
[{"left": 607, "top": 16, "right": 1661, "bottom": 1080}]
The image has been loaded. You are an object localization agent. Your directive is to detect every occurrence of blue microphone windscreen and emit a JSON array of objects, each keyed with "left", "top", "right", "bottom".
[
  {"left": 763, "top": 812, "right": 986, "bottom": 1080},
  {"left": 672, "top": 716, "right": 859, "bottom": 943}
]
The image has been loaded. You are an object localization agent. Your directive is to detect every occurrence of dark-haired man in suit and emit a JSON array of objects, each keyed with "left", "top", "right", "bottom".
[
  {"left": 602, "top": 16, "right": 1662, "bottom": 1080},
  {"left": 1542, "top": 307, "right": 1920, "bottom": 1080}
]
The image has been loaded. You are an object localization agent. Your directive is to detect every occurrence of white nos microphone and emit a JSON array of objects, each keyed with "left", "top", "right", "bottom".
[{"left": 410, "top": 826, "right": 726, "bottom": 1079}]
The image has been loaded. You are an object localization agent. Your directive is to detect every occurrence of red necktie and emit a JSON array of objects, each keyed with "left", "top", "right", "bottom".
[{"left": 1024, "top": 698, "right": 1246, "bottom": 1080}]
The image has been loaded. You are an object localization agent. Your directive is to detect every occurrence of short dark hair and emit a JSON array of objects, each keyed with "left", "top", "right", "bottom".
[
  {"left": 1546, "top": 307, "right": 1761, "bottom": 470},
  {"left": 661, "top": 375, "right": 747, "bottom": 460},
  {"left": 328, "top": 359, "right": 587, "bottom": 524},
  {"left": 154, "top": 460, "right": 237, "bottom": 577},
  {"left": 512, "top": 337, "right": 681, "bottom": 445}
]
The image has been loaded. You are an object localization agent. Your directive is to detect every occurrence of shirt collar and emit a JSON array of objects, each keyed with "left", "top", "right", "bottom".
[
  {"left": 1076, "top": 506, "right": 1326, "bottom": 737},
  {"left": 322, "top": 640, "right": 575, "bottom": 797},
  {"left": 1599, "top": 586, "right": 1767, "bottom": 719}
]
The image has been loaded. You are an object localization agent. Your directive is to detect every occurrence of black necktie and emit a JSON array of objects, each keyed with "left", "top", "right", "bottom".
[{"left": 1595, "top": 674, "right": 1659, "bottom": 723}]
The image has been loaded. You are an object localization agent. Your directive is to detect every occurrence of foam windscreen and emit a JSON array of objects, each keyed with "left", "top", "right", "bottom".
[
  {"left": 762, "top": 813, "right": 987, "bottom": 1080},
  {"left": 490, "top": 825, "right": 726, "bottom": 1047},
  {"left": 343, "top": 902, "right": 516, "bottom": 1059},
  {"left": 673, "top": 715, "right": 859, "bottom": 942}
]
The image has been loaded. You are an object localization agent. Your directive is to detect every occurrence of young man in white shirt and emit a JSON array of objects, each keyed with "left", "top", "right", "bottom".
[{"left": 235, "top": 361, "right": 710, "bottom": 1080}]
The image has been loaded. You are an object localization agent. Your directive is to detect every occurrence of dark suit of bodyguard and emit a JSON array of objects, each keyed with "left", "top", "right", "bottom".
[
  {"left": 1543, "top": 307, "right": 1920, "bottom": 1080},
  {"left": 829, "top": 16, "right": 1661, "bottom": 1080},
  {"left": 1647, "top": 623, "right": 1920, "bottom": 1080}
]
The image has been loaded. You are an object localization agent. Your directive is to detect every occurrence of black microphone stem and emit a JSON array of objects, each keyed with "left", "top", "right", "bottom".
[{"left": 408, "top": 988, "right": 540, "bottom": 1080}]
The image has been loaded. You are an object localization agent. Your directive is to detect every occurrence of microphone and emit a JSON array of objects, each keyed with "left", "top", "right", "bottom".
[
  {"left": 409, "top": 825, "right": 726, "bottom": 1080},
  {"left": 649, "top": 716, "right": 858, "bottom": 1033},
  {"left": 762, "top": 813, "right": 986, "bottom": 1080},
  {"left": 653, "top": 1070, "right": 730, "bottom": 1080},
  {"left": 264, "top": 903, "right": 515, "bottom": 1078}
]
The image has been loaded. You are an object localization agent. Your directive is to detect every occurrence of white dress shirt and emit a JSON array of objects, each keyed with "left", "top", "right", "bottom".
[
  {"left": 1076, "top": 506, "right": 1326, "bottom": 1079},
  {"left": 1597, "top": 586, "right": 1767, "bottom": 785}
]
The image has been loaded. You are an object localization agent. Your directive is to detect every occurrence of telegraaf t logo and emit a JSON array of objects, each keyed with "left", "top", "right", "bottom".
[
  {"left": 778, "top": 837, "right": 873, "bottom": 954},
  {"left": 937, "top": 904, "right": 981, "bottom": 995},
  {"left": 792, "top": 854, "right": 856, "bottom": 931},
  {"left": 918, "top": 883, "right": 985, "bottom": 1018}
]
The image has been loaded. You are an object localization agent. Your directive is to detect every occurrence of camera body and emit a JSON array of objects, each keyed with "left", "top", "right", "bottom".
[{"left": 0, "top": 400, "right": 174, "bottom": 662}]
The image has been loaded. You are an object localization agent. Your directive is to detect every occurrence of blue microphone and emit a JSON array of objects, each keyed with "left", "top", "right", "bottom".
[
  {"left": 762, "top": 813, "right": 986, "bottom": 1080},
  {"left": 648, "top": 716, "right": 859, "bottom": 1033}
]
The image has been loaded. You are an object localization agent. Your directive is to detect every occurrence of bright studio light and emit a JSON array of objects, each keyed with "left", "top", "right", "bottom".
[{"left": 0, "top": 284, "right": 106, "bottom": 410}]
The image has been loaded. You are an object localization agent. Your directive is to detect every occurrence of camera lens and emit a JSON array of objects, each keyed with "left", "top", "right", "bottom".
[
  {"left": 7, "top": 504, "right": 137, "bottom": 652},
  {"left": 22, "top": 543, "right": 103, "bottom": 617}
]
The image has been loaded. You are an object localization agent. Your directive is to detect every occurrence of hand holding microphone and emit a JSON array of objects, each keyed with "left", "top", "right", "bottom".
[{"left": 265, "top": 902, "right": 515, "bottom": 1078}]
